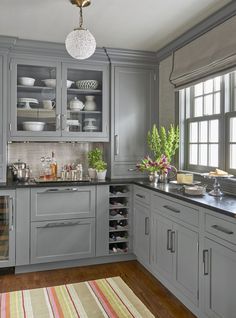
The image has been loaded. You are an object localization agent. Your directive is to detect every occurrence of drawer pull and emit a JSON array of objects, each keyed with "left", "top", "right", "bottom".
[
  {"left": 115, "top": 135, "right": 119, "bottom": 155},
  {"left": 42, "top": 221, "right": 81, "bottom": 228},
  {"left": 167, "top": 229, "right": 172, "bottom": 250},
  {"left": 203, "top": 249, "right": 209, "bottom": 275},
  {"left": 211, "top": 224, "right": 234, "bottom": 235},
  {"left": 43, "top": 188, "right": 79, "bottom": 194},
  {"left": 136, "top": 194, "right": 145, "bottom": 199},
  {"left": 145, "top": 217, "right": 149, "bottom": 235},
  {"left": 163, "top": 205, "right": 180, "bottom": 213},
  {"left": 170, "top": 231, "right": 175, "bottom": 253}
]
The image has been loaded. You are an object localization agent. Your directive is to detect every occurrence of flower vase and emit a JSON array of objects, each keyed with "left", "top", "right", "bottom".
[
  {"left": 84, "top": 96, "right": 96, "bottom": 111},
  {"left": 159, "top": 171, "right": 168, "bottom": 183},
  {"left": 148, "top": 171, "right": 159, "bottom": 184}
]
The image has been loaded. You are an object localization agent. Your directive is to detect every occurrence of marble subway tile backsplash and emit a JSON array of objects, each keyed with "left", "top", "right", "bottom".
[{"left": 8, "top": 142, "right": 104, "bottom": 178}]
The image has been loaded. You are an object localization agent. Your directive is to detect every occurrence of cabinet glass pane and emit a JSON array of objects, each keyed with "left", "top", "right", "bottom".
[
  {"left": 0, "top": 197, "right": 9, "bottom": 261},
  {"left": 65, "top": 68, "right": 103, "bottom": 133},
  {"left": 17, "top": 65, "right": 57, "bottom": 132},
  {"left": 230, "top": 117, "right": 236, "bottom": 142}
]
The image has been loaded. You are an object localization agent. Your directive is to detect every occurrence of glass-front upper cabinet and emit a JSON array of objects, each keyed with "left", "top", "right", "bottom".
[
  {"left": 10, "top": 58, "right": 61, "bottom": 138},
  {"left": 61, "top": 63, "right": 109, "bottom": 140},
  {"left": 0, "top": 191, "right": 15, "bottom": 268}
]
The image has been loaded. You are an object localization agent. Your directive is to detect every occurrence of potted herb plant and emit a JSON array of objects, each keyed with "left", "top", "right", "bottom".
[
  {"left": 87, "top": 148, "right": 102, "bottom": 179},
  {"left": 94, "top": 159, "right": 107, "bottom": 180}
]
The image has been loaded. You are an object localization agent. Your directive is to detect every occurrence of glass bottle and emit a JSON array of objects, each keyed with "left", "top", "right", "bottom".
[{"left": 50, "top": 152, "right": 58, "bottom": 179}]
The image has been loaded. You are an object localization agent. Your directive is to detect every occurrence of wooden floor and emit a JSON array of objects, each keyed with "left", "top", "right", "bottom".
[{"left": 0, "top": 261, "right": 196, "bottom": 318}]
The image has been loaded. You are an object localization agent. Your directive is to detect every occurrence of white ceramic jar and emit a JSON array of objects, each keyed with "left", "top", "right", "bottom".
[{"left": 84, "top": 95, "right": 96, "bottom": 111}]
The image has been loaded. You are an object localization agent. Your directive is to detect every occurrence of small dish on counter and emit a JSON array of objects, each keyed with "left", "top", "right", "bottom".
[{"left": 184, "top": 185, "right": 206, "bottom": 196}]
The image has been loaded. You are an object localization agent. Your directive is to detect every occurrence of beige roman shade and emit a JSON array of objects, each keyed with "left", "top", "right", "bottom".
[{"left": 170, "top": 15, "right": 236, "bottom": 88}]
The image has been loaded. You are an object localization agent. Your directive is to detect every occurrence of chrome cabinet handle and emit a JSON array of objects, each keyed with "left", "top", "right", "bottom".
[
  {"left": 9, "top": 197, "right": 14, "bottom": 232},
  {"left": 163, "top": 205, "right": 180, "bottom": 213},
  {"left": 145, "top": 217, "right": 149, "bottom": 235},
  {"left": 170, "top": 231, "right": 176, "bottom": 253},
  {"left": 167, "top": 229, "right": 172, "bottom": 251},
  {"left": 115, "top": 135, "right": 119, "bottom": 155},
  {"left": 136, "top": 194, "right": 145, "bottom": 199},
  {"left": 42, "top": 221, "right": 81, "bottom": 228},
  {"left": 43, "top": 188, "right": 79, "bottom": 194},
  {"left": 211, "top": 224, "right": 234, "bottom": 235},
  {"left": 203, "top": 249, "right": 209, "bottom": 275},
  {"left": 128, "top": 168, "right": 137, "bottom": 172},
  {"left": 56, "top": 114, "right": 61, "bottom": 130}
]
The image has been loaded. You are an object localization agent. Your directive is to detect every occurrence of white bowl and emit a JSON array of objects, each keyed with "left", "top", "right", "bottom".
[
  {"left": 42, "top": 79, "right": 56, "bottom": 88},
  {"left": 18, "top": 77, "right": 35, "bottom": 86},
  {"left": 22, "top": 121, "right": 45, "bottom": 131},
  {"left": 76, "top": 80, "right": 99, "bottom": 90},
  {"left": 67, "top": 80, "right": 74, "bottom": 88}
]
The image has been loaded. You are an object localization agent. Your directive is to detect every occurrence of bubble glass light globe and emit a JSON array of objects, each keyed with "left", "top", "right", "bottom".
[{"left": 65, "top": 28, "right": 96, "bottom": 60}]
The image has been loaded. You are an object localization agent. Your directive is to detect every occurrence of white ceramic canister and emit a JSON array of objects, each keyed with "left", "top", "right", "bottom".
[{"left": 84, "top": 95, "right": 96, "bottom": 111}]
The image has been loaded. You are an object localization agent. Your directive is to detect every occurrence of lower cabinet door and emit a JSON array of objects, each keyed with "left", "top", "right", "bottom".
[
  {"left": 151, "top": 212, "right": 174, "bottom": 282},
  {"left": 31, "top": 218, "right": 95, "bottom": 264},
  {"left": 204, "top": 238, "right": 236, "bottom": 318},
  {"left": 174, "top": 224, "right": 199, "bottom": 305},
  {"left": 134, "top": 202, "right": 150, "bottom": 267}
]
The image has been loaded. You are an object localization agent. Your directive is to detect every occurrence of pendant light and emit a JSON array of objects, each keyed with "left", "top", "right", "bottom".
[{"left": 65, "top": 0, "right": 96, "bottom": 60}]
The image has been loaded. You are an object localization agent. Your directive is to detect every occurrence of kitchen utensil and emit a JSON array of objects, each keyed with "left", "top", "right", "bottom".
[
  {"left": 66, "top": 120, "right": 81, "bottom": 132},
  {"left": 84, "top": 95, "right": 96, "bottom": 111},
  {"left": 69, "top": 97, "right": 84, "bottom": 110},
  {"left": 22, "top": 121, "right": 45, "bottom": 131},
  {"left": 202, "top": 173, "right": 234, "bottom": 197},
  {"left": 10, "top": 160, "right": 30, "bottom": 182},
  {"left": 42, "top": 79, "right": 56, "bottom": 87},
  {"left": 18, "top": 77, "right": 35, "bottom": 86},
  {"left": 76, "top": 80, "right": 99, "bottom": 90},
  {"left": 18, "top": 98, "right": 39, "bottom": 109},
  {"left": 42, "top": 100, "right": 55, "bottom": 110}
]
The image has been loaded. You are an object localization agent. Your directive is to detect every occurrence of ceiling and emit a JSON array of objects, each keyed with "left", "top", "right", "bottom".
[{"left": 0, "top": 0, "right": 231, "bottom": 52}]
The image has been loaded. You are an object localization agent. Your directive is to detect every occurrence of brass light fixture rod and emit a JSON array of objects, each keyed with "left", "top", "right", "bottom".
[{"left": 70, "top": 0, "right": 91, "bottom": 7}]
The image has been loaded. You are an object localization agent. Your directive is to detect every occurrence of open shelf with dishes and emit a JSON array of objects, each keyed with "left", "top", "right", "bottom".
[{"left": 108, "top": 184, "right": 131, "bottom": 255}]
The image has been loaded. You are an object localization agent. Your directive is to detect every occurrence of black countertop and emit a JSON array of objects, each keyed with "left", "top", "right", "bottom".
[{"left": 0, "top": 178, "right": 236, "bottom": 219}]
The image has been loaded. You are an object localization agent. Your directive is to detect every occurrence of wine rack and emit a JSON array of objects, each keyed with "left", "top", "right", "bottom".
[{"left": 109, "top": 185, "right": 131, "bottom": 254}]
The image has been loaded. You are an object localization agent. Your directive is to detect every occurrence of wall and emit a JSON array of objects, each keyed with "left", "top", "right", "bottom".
[
  {"left": 8, "top": 142, "right": 104, "bottom": 178},
  {"left": 159, "top": 55, "right": 176, "bottom": 128}
]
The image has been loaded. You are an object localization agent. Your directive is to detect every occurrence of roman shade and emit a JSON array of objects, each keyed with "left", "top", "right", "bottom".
[{"left": 170, "top": 15, "right": 236, "bottom": 89}]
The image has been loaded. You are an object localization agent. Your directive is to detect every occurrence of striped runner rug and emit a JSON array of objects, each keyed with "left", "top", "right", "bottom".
[{"left": 0, "top": 276, "right": 154, "bottom": 317}]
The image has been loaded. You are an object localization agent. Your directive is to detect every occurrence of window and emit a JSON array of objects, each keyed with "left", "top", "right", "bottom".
[{"left": 179, "top": 71, "right": 236, "bottom": 174}]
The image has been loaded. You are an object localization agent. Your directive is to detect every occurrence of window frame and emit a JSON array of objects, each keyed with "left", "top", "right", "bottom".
[{"left": 179, "top": 72, "right": 236, "bottom": 175}]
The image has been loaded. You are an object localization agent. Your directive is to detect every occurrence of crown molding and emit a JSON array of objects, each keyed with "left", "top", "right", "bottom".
[
  {"left": 105, "top": 47, "right": 158, "bottom": 66},
  {"left": 156, "top": 1, "right": 236, "bottom": 61}
]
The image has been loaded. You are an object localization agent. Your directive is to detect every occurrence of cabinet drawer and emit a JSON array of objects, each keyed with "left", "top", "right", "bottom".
[
  {"left": 205, "top": 213, "right": 236, "bottom": 245},
  {"left": 152, "top": 194, "right": 199, "bottom": 227},
  {"left": 30, "top": 218, "right": 95, "bottom": 264},
  {"left": 31, "top": 186, "right": 95, "bottom": 221},
  {"left": 134, "top": 187, "right": 151, "bottom": 206}
]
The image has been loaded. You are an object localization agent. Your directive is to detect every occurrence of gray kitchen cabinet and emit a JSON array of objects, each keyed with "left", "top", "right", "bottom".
[
  {"left": 203, "top": 238, "right": 236, "bottom": 318},
  {"left": 30, "top": 218, "right": 95, "bottom": 264},
  {"left": 61, "top": 62, "right": 109, "bottom": 141},
  {"left": 0, "top": 190, "right": 15, "bottom": 268},
  {"left": 110, "top": 65, "right": 156, "bottom": 178},
  {"left": 9, "top": 57, "right": 62, "bottom": 139},
  {"left": 0, "top": 55, "right": 7, "bottom": 182},
  {"left": 133, "top": 201, "right": 150, "bottom": 267},
  {"left": 151, "top": 203, "right": 199, "bottom": 305},
  {"left": 31, "top": 186, "right": 95, "bottom": 221},
  {"left": 9, "top": 57, "right": 109, "bottom": 142}
]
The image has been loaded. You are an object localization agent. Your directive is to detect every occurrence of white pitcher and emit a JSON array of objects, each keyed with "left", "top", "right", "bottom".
[{"left": 84, "top": 95, "right": 96, "bottom": 111}]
